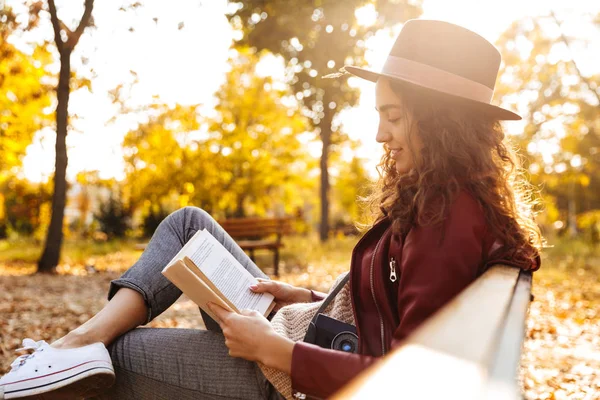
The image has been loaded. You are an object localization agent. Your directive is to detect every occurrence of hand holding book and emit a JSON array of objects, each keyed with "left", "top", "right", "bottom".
[
  {"left": 207, "top": 301, "right": 294, "bottom": 374},
  {"left": 249, "top": 279, "right": 314, "bottom": 311},
  {"left": 161, "top": 229, "right": 276, "bottom": 322}
]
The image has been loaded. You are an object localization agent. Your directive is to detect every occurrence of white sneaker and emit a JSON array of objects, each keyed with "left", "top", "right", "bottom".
[{"left": 0, "top": 339, "right": 115, "bottom": 399}]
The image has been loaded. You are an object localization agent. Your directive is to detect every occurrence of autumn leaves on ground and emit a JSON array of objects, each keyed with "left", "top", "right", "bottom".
[{"left": 1, "top": 236, "right": 599, "bottom": 400}]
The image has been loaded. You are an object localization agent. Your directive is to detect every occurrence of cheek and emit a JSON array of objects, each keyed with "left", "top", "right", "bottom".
[
  {"left": 412, "top": 134, "right": 425, "bottom": 154},
  {"left": 389, "top": 123, "right": 406, "bottom": 143}
]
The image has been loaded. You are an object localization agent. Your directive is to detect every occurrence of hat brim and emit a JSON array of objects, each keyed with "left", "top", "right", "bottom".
[{"left": 344, "top": 66, "right": 521, "bottom": 121}]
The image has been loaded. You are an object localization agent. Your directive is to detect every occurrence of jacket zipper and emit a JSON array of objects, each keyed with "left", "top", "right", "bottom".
[
  {"left": 389, "top": 257, "right": 397, "bottom": 282},
  {"left": 348, "top": 219, "right": 389, "bottom": 354},
  {"left": 370, "top": 235, "right": 387, "bottom": 356}
]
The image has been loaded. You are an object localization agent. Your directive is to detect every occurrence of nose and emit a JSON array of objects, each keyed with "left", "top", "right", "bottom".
[{"left": 376, "top": 121, "right": 391, "bottom": 143}]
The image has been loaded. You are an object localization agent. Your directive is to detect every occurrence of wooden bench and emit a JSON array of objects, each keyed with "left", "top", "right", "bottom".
[
  {"left": 332, "top": 264, "right": 532, "bottom": 400},
  {"left": 218, "top": 217, "right": 293, "bottom": 277}
]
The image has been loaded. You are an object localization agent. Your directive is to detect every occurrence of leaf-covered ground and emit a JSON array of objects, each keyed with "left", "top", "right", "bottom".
[
  {"left": 0, "top": 239, "right": 599, "bottom": 399},
  {"left": 520, "top": 267, "right": 600, "bottom": 399}
]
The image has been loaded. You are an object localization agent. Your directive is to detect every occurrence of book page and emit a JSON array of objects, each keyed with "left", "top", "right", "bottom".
[{"left": 165, "top": 229, "right": 274, "bottom": 315}]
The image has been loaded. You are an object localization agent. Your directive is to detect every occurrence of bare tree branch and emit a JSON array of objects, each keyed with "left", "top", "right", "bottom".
[
  {"left": 66, "top": 0, "right": 94, "bottom": 49},
  {"left": 47, "top": 0, "right": 64, "bottom": 53},
  {"left": 59, "top": 20, "right": 73, "bottom": 37},
  {"left": 550, "top": 11, "right": 600, "bottom": 105}
]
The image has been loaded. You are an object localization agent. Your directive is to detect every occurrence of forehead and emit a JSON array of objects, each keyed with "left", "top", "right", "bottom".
[{"left": 375, "top": 78, "right": 402, "bottom": 110}]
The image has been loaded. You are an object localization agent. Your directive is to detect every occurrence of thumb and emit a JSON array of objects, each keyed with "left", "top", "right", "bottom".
[{"left": 250, "top": 280, "right": 279, "bottom": 294}]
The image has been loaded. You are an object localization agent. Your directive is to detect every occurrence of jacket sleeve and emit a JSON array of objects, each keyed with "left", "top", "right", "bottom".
[
  {"left": 391, "top": 191, "right": 486, "bottom": 344},
  {"left": 291, "top": 342, "right": 380, "bottom": 398}
]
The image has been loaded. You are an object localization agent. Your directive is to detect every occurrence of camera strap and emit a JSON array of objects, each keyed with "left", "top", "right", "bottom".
[
  {"left": 313, "top": 271, "right": 350, "bottom": 319},
  {"left": 296, "top": 272, "right": 354, "bottom": 400}
]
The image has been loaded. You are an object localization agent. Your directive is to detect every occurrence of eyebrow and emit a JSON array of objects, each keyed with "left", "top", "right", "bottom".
[{"left": 375, "top": 104, "right": 403, "bottom": 112}]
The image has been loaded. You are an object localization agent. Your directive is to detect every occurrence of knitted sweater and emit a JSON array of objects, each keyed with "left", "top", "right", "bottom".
[{"left": 259, "top": 273, "right": 355, "bottom": 400}]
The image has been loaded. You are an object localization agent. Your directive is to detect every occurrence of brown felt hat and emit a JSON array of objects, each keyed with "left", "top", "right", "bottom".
[{"left": 345, "top": 19, "right": 521, "bottom": 120}]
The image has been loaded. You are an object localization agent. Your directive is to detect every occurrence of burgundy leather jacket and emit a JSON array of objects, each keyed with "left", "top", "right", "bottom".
[{"left": 289, "top": 190, "right": 540, "bottom": 398}]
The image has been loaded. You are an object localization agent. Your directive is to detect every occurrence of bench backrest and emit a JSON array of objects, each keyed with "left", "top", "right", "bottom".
[
  {"left": 218, "top": 217, "right": 294, "bottom": 240},
  {"left": 331, "top": 264, "right": 532, "bottom": 400}
]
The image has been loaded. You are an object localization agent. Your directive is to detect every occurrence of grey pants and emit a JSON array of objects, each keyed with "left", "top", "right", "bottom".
[{"left": 101, "top": 207, "right": 283, "bottom": 400}]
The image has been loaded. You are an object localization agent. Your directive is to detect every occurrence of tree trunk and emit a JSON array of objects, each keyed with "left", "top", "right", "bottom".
[
  {"left": 568, "top": 179, "right": 578, "bottom": 238},
  {"left": 38, "top": 49, "right": 71, "bottom": 273},
  {"left": 234, "top": 195, "right": 245, "bottom": 218},
  {"left": 319, "top": 110, "right": 333, "bottom": 242}
]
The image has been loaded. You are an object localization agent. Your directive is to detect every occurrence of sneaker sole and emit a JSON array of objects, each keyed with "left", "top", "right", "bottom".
[{"left": 3, "top": 361, "right": 115, "bottom": 400}]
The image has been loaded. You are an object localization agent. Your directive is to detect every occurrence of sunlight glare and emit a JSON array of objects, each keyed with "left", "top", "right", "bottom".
[
  {"left": 355, "top": 4, "right": 378, "bottom": 27},
  {"left": 555, "top": 163, "right": 567, "bottom": 173},
  {"left": 255, "top": 53, "right": 285, "bottom": 80},
  {"left": 570, "top": 155, "right": 582, "bottom": 169}
]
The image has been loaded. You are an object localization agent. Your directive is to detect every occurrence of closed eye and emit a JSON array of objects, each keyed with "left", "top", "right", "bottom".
[{"left": 388, "top": 117, "right": 402, "bottom": 123}]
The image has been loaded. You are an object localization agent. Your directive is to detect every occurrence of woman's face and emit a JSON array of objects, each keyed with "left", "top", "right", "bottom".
[{"left": 375, "top": 78, "right": 422, "bottom": 175}]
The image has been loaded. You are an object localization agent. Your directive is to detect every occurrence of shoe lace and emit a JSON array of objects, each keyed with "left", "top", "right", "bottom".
[{"left": 10, "top": 339, "right": 47, "bottom": 371}]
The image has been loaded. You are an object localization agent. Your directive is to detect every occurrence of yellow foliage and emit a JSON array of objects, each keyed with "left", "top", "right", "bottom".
[
  {"left": 122, "top": 52, "right": 314, "bottom": 218},
  {"left": 0, "top": 36, "right": 52, "bottom": 179},
  {"left": 178, "top": 194, "right": 190, "bottom": 208},
  {"left": 184, "top": 182, "right": 195, "bottom": 194},
  {"left": 34, "top": 203, "right": 51, "bottom": 242}
]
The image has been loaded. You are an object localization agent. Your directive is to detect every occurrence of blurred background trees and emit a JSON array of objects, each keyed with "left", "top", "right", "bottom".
[
  {"left": 122, "top": 50, "right": 316, "bottom": 224},
  {"left": 0, "top": 1, "right": 598, "bottom": 270},
  {"left": 495, "top": 10, "right": 600, "bottom": 238},
  {"left": 0, "top": 5, "right": 52, "bottom": 236},
  {"left": 229, "top": 0, "right": 422, "bottom": 241}
]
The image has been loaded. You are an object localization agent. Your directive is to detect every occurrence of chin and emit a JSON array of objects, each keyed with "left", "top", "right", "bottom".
[{"left": 395, "top": 165, "right": 411, "bottom": 175}]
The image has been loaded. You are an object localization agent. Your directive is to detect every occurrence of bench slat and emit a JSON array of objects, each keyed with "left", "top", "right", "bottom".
[
  {"left": 235, "top": 239, "right": 284, "bottom": 249},
  {"left": 219, "top": 219, "right": 293, "bottom": 238},
  {"left": 486, "top": 270, "right": 532, "bottom": 399},
  {"left": 218, "top": 217, "right": 293, "bottom": 276},
  {"left": 331, "top": 264, "right": 524, "bottom": 400},
  {"left": 220, "top": 228, "right": 291, "bottom": 237}
]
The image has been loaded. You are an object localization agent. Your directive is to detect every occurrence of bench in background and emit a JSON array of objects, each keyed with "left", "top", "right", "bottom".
[
  {"left": 332, "top": 264, "right": 533, "bottom": 400},
  {"left": 218, "top": 217, "right": 293, "bottom": 277}
]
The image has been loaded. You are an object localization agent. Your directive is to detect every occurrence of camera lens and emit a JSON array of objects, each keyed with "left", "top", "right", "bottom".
[{"left": 331, "top": 332, "right": 358, "bottom": 353}]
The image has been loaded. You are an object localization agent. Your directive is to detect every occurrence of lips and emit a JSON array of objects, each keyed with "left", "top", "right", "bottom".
[{"left": 389, "top": 148, "right": 403, "bottom": 158}]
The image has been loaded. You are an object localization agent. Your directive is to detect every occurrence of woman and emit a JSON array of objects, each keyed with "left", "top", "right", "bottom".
[{"left": 0, "top": 19, "right": 541, "bottom": 400}]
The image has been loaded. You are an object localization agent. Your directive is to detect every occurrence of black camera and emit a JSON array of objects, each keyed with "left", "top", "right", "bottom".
[{"left": 306, "top": 314, "right": 358, "bottom": 353}]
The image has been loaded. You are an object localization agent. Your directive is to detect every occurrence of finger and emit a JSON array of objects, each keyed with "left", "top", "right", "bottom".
[
  {"left": 207, "top": 302, "right": 230, "bottom": 324},
  {"left": 222, "top": 326, "right": 231, "bottom": 338},
  {"left": 240, "top": 309, "right": 260, "bottom": 317}
]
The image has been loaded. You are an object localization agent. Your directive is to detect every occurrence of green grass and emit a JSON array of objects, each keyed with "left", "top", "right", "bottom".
[
  {"left": 281, "top": 234, "right": 358, "bottom": 267},
  {"left": 0, "top": 237, "right": 140, "bottom": 265},
  {"left": 540, "top": 234, "right": 600, "bottom": 275}
]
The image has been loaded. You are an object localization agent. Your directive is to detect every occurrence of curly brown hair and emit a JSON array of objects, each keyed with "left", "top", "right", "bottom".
[{"left": 361, "top": 82, "right": 542, "bottom": 268}]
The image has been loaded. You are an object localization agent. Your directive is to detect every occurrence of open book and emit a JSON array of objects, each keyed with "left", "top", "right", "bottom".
[{"left": 161, "top": 229, "right": 276, "bottom": 322}]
